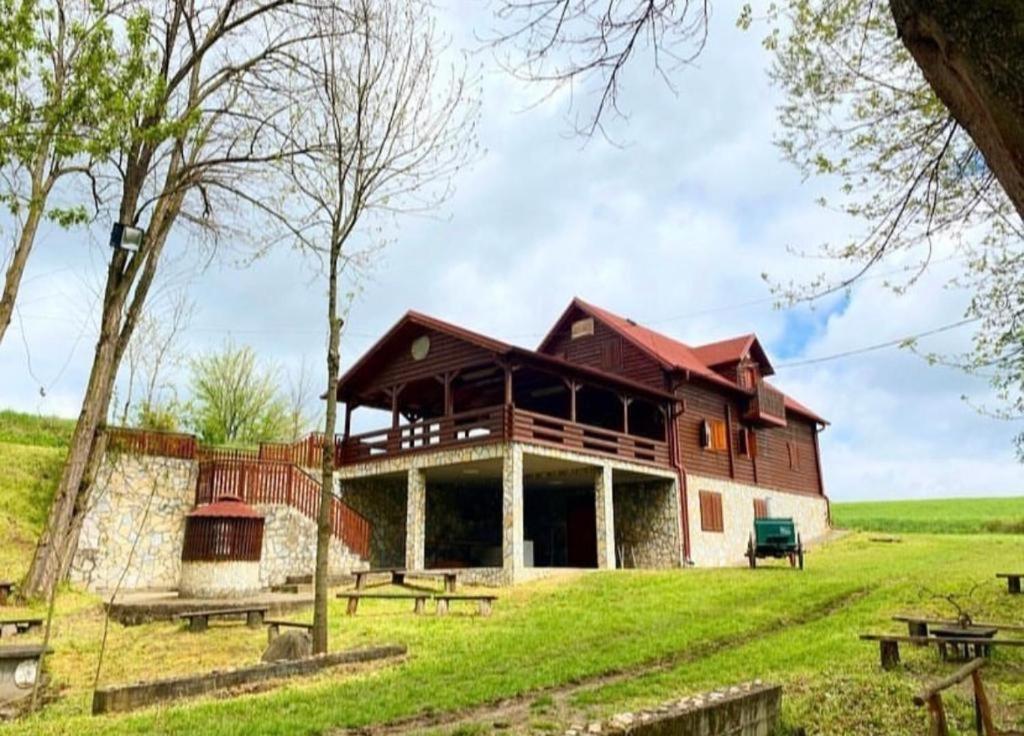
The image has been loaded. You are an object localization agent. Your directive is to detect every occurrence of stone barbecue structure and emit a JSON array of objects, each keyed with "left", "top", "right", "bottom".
[{"left": 70, "top": 298, "right": 830, "bottom": 592}]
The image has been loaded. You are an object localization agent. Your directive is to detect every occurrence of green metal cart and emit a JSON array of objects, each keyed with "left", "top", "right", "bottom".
[{"left": 746, "top": 517, "right": 804, "bottom": 570}]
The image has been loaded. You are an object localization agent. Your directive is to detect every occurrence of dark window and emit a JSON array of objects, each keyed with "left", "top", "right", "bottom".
[{"left": 699, "top": 491, "right": 724, "bottom": 533}]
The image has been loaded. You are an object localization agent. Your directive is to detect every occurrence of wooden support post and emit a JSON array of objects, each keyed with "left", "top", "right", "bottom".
[
  {"left": 724, "top": 404, "right": 736, "bottom": 479},
  {"left": 880, "top": 639, "right": 900, "bottom": 670},
  {"left": 343, "top": 403, "right": 353, "bottom": 440},
  {"left": 504, "top": 365, "right": 513, "bottom": 406},
  {"left": 621, "top": 396, "right": 632, "bottom": 434},
  {"left": 926, "top": 693, "right": 948, "bottom": 736},
  {"left": 970, "top": 668, "right": 995, "bottom": 736},
  {"left": 564, "top": 379, "right": 579, "bottom": 423}
]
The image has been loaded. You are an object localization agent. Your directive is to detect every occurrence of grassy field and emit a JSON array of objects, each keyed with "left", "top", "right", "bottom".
[
  {"left": 1, "top": 410, "right": 1022, "bottom": 735},
  {"left": 832, "top": 496, "right": 1024, "bottom": 534}
]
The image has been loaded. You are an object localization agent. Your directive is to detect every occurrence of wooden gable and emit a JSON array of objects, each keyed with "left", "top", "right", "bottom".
[{"left": 538, "top": 305, "right": 667, "bottom": 390}]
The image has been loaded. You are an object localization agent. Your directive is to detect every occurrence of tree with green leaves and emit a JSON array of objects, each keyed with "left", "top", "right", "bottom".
[
  {"left": 23, "top": 0, "right": 323, "bottom": 600},
  {"left": 492, "top": 0, "right": 1024, "bottom": 455},
  {"left": 186, "top": 340, "right": 290, "bottom": 446},
  {"left": 0, "top": 0, "right": 152, "bottom": 344}
]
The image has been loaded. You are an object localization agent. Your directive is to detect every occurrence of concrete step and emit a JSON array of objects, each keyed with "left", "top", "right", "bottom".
[{"left": 283, "top": 573, "right": 354, "bottom": 587}]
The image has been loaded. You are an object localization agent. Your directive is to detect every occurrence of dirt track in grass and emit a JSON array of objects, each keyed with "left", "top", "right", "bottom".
[{"left": 334, "top": 585, "right": 873, "bottom": 736}]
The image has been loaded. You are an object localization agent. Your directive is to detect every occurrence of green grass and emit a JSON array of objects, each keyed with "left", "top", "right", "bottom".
[
  {"left": 1, "top": 533, "right": 1022, "bottom": 736},
  {"left": 832, "top": 496, "right": 1024, "bottom": 534},
  {"left": 0, "top": 409, "right": 76, "bottom": 449},
  {"left": 0, "top": 441, "right": 65, "bottom": 580}
]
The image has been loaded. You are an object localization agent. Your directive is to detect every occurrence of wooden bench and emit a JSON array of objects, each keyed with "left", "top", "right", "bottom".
[
  {"left": 0, "top": 581, "right": 13, "bottom": 606},
  {"left": 996, "top": 573, "right": 1022, "bottom": 595},
  {"left": 913, "top": 658, "right": 1023, "bottom": 736},
  {"left": 336, "top": 592, "right": 432, "bottom": 616},
  {"left": 435, "top": 594, "right": 497, "bottom": 617},
  {"left": 351, "top": 568, "right": 407, "bottom": 590},
  {"left": 264, "top": 619, "right": 314, "bottom": 644},
  {"left": 0, "top": 618, "right": 43, "bottom": 639},
  {"left": 175, "top": 607, "right": 268, "bottom": 633},
  {"left": 860, "top": 634, "right": 1024, "bottom": 670}
]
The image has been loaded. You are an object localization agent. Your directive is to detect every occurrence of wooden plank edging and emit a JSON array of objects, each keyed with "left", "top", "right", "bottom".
[{"left": 91, "top": 644, "right": 406, "bottom": 715}]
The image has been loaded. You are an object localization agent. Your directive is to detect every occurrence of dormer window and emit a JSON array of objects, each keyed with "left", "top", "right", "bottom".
[{"left": 571, "top": 317, "right": 595, "bottom": 339}]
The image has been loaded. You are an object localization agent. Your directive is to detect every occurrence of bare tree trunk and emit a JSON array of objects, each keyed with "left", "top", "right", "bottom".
[
  {"left": 313, "top": 240, "right": 342, "bottom": 655},
  {"left": 891, "top": 0, "right": 1024, "bottom": 219},
  {"left": 0, "top": 151, "right": 53, "bottom": 345}
]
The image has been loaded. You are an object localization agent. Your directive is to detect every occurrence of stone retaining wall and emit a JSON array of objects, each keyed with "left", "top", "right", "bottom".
[
  {"left": 613, "top": 479, "right": 681, "bottom": 568},
  {"left": 257, "top": 504, "right": 367, "bottom": 587},
  {"left": 70, "top": 454, "right": 197, "bottom": 591},
  {"left": 565, "top": 681, "right": 781, "bottom": 735}
]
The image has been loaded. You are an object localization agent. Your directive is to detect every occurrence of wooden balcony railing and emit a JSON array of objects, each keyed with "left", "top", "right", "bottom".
[
  {"left": 744, "top": 381, "right": 787, "bottom": 427},
  {"left": 339, "top": 406, "right": 507, "bottom": 464},
  {"left": 338, "top": 405, "right": 671, "bottom": 468},
  {"left": 510, "top": 408, "right": 670, "bottom": 466},
  {"left": 195, "top": 459, "right": 371, "bottom": 558}
]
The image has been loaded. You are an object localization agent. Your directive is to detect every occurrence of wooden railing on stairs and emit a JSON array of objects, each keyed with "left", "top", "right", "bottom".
[{"left": 195, "top": 459, "right": 371, "bottom": 559}]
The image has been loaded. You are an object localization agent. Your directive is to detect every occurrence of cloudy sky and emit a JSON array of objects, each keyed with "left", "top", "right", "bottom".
[{"left": 2, "top": 1, "right": 1021, "bottom": 502}]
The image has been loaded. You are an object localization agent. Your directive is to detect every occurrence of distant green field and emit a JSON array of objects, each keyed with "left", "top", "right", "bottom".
[{"left": 832, "top": 496, "right": 1024, "bottom": 534}]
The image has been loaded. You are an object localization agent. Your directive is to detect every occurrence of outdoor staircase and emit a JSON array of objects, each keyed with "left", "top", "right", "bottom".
[{"left": 194, "top": 455, "right": 372, "bottom": 559}]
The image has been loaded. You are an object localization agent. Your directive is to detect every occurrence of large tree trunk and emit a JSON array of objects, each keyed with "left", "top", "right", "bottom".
[
  {"left": 313, "top": 242, "right": 342, "bottom": 655},
  {"left": 21, "top": 250, "right": 131, "bottom": 598},
  {"left": 890, "top": 0, "right": 1024, "bottom": 219}
]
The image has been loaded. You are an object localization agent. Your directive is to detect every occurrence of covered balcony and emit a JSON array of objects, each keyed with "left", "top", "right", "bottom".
[{"left": 338, "top": 360, "right": 671, "bottom": 469}]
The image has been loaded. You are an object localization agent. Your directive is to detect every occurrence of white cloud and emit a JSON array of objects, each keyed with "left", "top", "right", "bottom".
[{"left": 0, "top": 0, "right": 1020, "bottom": 500}]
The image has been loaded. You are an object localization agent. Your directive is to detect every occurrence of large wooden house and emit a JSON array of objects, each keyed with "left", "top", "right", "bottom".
[{"left": 335, "top": 298, "right": 829, "bottom": 583}]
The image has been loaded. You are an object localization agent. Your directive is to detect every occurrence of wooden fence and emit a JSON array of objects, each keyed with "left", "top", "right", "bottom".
[
  {"left": 195, "top": 459, "right": 371, "bottom": 558},
  {"left": 106, "top": 427, "right": 197, "bottom": 459}
]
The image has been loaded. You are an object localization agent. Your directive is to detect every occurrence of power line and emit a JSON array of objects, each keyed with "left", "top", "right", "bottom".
[{"left": 774, "top": 317, "right": 981, "bottom": 369}]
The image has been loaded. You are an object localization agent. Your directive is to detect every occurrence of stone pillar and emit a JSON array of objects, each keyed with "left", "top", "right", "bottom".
[
  {"left": 502, "top": 444, "right": 524, "bottom": 581},
  {"left": 405, "top": 468, "right": 426, "bottom": 570},
  {"left": 595, "top": 464, "right": 615, "bottom": 569}
]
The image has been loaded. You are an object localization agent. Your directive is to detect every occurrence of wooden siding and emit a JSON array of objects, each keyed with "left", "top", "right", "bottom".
[
  {"left": 543, "top": 315, "right": 666, "bottom": 389},
  {"left": 675, "top": 379, "right": 823, "bottom": 496},
  {"left": 358, "top": 327, "right": 498, "bottom": 396}
]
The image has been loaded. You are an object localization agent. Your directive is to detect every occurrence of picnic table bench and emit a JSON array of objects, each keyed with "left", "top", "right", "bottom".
[
  {"left": 351, "top": 568, "right": 459, "bottom": 593},
  {"left": 435, "top": 594, "right": 496, "bottom": 616},
  {"left": 337, "top": 592, "right": 432, "bottom": 616},
  {"left": 264, "top": 619, "right": 314, "bottom": 644},
  {"left": 175, "top": 606, "right": 268, "bottom": 633},
  {"left": 893, "top": 615, "right": 1024, "bottom": 640},
  {"left": 0, "top": 618, "right": 43, "bottom": 639},
  {"left": 860, "top": 633, "right": 1024, "bottom": 670},
  {"left": 0, "top": 581, "right": 13, "bottom": 606},
  {"left": 996, "top": 573, "right": 1023, "bottom": 595}
]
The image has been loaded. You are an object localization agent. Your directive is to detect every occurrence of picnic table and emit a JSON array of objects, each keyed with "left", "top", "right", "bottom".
[
  {"left": 931, "top": 625, "right": 999, "bottom": 660},
  {"left": 0, "top": 581, "right": 13, "bottom": 606},
  {"left": 860, "top": 633, "right": 1024, "bottom": 670},
  {"left": 351, "top": 568, "right": 458, "bottom": 593},
  {"left": 264, "top": 619, "right": 314, "bottom": 644}
]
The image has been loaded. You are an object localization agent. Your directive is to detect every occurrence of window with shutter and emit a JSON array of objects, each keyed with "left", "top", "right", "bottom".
[
  {"left": 738, "top": 428, "right": 757, "bottom": 458},
  {"left": 601, "top": 337, "right": 623, "bottom": 371},
  {"left": 787, "top": 441, "right": 801, "bottom": 470},
  {"left": 699, "top": 491, "right": 724, "bottom": 533},
  {"left": 702, "top": 419, "right": 728, "bottom": 451}
]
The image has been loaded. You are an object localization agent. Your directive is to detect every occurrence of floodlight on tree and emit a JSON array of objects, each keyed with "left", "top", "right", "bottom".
[{"left": 109, "top": 223, "right": 145, "bottom": 253}]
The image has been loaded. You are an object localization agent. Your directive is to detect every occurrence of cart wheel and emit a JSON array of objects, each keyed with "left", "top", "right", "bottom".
[
  {"left": 747, "top": 533, "right": 756, "bottom": 569},
  {"left": 797, "top": 534, "right": 805, "bottom": 570}
]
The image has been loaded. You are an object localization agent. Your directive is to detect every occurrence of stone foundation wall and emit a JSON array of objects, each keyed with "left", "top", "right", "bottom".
[
  {"left": 256, "top": 505, "right": 367, "bottom": 587},
  {"left": 686, "top": 474, "right": 830, "bottom": 567},
  {"left": 70, "top": 454, "right": 197, "bottom": 591},
  {"left": 179, "top": 560, "right": 262, "bottom": 598},
  {"left": 613, "top": 479, "right": 681, "bottom": 568},
  {"left": 338, "top": 476, "right": 408, "bottom": 568}
]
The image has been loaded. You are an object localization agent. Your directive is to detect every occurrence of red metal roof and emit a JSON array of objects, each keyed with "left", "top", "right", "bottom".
[
  {"left": 189, "top": 495, "right": 264, "bottom": 519},
  {"left": 547, "top": 298, "right": 824, "bottom": 424}
]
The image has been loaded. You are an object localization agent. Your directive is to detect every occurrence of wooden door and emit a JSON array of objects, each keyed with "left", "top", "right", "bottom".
[{"left": 566, "top": 498, "right": 597, "bottom": 568}]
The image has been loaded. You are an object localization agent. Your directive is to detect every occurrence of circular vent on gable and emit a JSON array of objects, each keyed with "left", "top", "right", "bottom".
[{"left": 411, "top": 335, "right": 431, "bottom": 361}]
